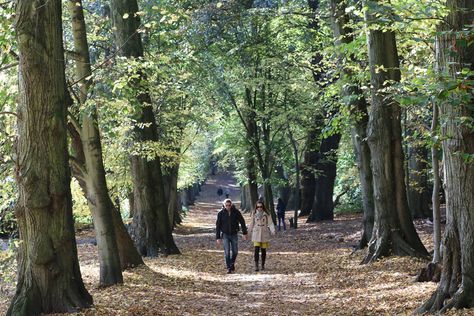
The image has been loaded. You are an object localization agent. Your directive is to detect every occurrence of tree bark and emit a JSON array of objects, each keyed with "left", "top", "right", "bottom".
[
  {"left": 308, "top": 133, "right": 341, "bottom": 222},
  {"left": 275, "top": 165, "right": 291, "bottom": 205},
  {"left": 299, "top": 145, "right": 317, "bottom": 216},
  {"left": 163, "top": 165, "right": 180, "bottom": 228},
  {"left": 362, "top": 0, "right": 428, "bottom": 263},
  {"left": 431, "top": 102, "right": 441, "bottom": 264},
  {"left": 287, "top": 125, "right": 300, "bottom": 228},
  {"left": 244, "top": 87, "right": 260, "bottom": 210},
  {"left": 7, "top": 0, "right": 93, "bottom": 314},
  {"left": 68, "top": 0, "right": 123, "bottom": 286},
  {"left": 407, "top": 143, "right": 431, "bottom": 218},
  {"left": 417, "top": 1, "right": 474, "bottom": 312},
  {"left": 110, "top": 0, "right": 179, "bottom": 255},
  {"left": 329, "top": 0, "right": 374, "bottom": 248}
]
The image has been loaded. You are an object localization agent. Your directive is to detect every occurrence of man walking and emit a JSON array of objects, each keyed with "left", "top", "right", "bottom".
[{"left": 216, "top": 199, "right": 248, "bottom": 273}]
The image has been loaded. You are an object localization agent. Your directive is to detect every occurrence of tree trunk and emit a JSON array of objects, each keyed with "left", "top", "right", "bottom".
[
  {"left": 308, "top": 133, "right": 341, "bottom": 222},
  {"left": 288, "top": 126, "right": 300, "bottom": 228},
  {"left": 263, "top": 179, "right": 276, "bottom": 225},
  {"left": 163, "top": 165, "right": 180, "bottom": 228},
  {"left": 7, "top": 0, "right": 93, "bottom": 314},
  {"left": 330, "top": 0, "right": 374, "bottom": 248},
  {"left": 240, "top": 184, "right": 252, "bottom": 212},
  {"left": 275, "top": 165, "right": 291, "bottom": 205},
  {"left": 351, "top": 117, "right": 374, "bottom": 249},
  {"left": 246, "top": 156, "right": 259, "bottom": 210},
  {"left": 244, "top": 87, "right": 259, "bottom": 210},
  {"left": 431, "top": 102, "right": 441, "bottom": 264},
  {"left": 110, "top": 0, "right": 179, "bottom": 255},
  {"left": 68, "top": 0, "right": 123, "bottom": 286},
  {"left": 299, "top": 150, "right": 317, "bottom": 216},
  {"left": 417, "top": 1, "right": 474, "bottom": 312},
  {"left": 363, "top": 0, "right": 428, "bottom": 263},
  {"left": 407, "top": 144, "right": 431, "bottom": 218}
]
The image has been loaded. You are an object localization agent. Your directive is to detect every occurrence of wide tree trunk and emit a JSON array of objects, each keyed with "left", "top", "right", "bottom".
[
  {"left": 330, "top": 0, "right": 374, "bottom": 248},
  {"left": 308, "top": 133, "right": 341, "bottom": 222},
  {"left": 7, "top": 0, "right": 93, "bottom": 314},
  {"left": 163, "top": 165, "right": 180, "bottom": 228},
  {"left": 68, "top": 0, "right": 123, "bottom": 286},
  {"left": 240, "top": 184, "right": 252, "bottom": 212},
  {"left": 363, "top": 0, "right": 428, "bottom": 263},
  {"left": 246, "top": 156, "right": 259, "bottom": 209},
  {"left": 407, "top": 144, "right": 431, "bottom": 218},
  {"left": 111, "top": 0, "right": 179, "bottom": 255},
  {"left": 417, "top": 1, "right": 474, "bottom": 313},
  {"left": 299, "top": 149, "right": 317, "bottom": 216}
]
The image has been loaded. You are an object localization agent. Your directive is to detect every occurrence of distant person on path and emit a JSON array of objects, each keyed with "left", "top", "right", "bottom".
[
  {"left": 276, "top": 197, "right": 286, "bottom": 231},
  {"left": 224, "top": 189, "right": 230, "bottom": 198},
  {"left": 216, "top": 199, "right": 248, "bottom": 274},
  {"left": 249, "top": 201, "right": 275, "bottom": 271},
  {"left": 217, "top": 187, "right": 223, "bottom": 197}
]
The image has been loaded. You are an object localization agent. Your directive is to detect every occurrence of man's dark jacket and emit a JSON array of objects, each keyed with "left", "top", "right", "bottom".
[{"left": 216, "top": 206, "right": 248, "bottom": 239}]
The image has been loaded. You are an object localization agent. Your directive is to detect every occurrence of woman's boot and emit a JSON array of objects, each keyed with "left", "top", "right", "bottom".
[{"left": 254, "top": 246, "right": 260, "bottom": 271}]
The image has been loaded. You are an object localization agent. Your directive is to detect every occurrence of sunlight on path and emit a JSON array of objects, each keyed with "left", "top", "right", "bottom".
[{"left": 0, "top": 172, "right": 444, "bottom": 315}]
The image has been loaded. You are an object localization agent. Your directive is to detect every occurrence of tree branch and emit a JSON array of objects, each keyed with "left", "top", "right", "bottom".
[
  {"left": 67, "top": 111, "right": 82, "bottom": 135},
  {"left": 0, "top": 111, "right": 18, "bottom": 118},
  {"left": 0, "top": 62, "right": 18, "bottom": 72}
]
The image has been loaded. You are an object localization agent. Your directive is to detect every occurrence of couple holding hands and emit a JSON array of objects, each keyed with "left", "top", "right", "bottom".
[{"left": 216, "top": 199, "right": 275, "bottom": 274}]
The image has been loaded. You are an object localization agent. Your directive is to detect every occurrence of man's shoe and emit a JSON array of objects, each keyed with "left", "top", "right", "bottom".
[
  {"left": 231, "top": 264, "right": 235, "bottom": 272},
  {"left": 227, "top": 268, "right": 232, "bottom": 274}
]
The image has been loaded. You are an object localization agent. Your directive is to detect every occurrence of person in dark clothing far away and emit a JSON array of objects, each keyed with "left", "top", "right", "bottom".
[
  {"left": 276, "top": 197, "right": 286, "bottom": 231},
  {"left": 216, "top": 199, "right": 248, "bottom": 274},
  {"left": 217, "top": 187, "right": 223, "bottom": 197}
]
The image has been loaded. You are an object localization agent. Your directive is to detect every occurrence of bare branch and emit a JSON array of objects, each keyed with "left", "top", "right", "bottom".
[
  {"left": 67, "top": 111, "right": 82, "bottom": 135},
  {"left": 0, "top": 62, "right": 18, "bottom": 72},
  {"left": 0, "top": 111, "right": 18, "bottom": 118}
]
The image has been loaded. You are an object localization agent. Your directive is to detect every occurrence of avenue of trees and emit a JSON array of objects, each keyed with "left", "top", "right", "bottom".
[{"left": 0, "top": 0, "right": 473, "bottom": 314}]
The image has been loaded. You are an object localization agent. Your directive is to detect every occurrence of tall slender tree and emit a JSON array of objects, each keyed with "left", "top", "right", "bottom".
[
  {"left": 110, "top": 0, "right": 179, "bottom": 255},
  {"left": 69, "top": 0, "right": 143, "bottom": 272},
  {"left": 67, "top": 0, "right": 125, "bottom": 285},
  {"left": 418, "top": 0, "right": 474, "bottom": 312},
  {"left": 7, "top": 0, "right": 92, "bottom": 314},
  {"left": 330, "top": 0, "right": 374, "bottom": 248},
  {"left": 362, "top": 0, "right": 428, "bottom": 263}
]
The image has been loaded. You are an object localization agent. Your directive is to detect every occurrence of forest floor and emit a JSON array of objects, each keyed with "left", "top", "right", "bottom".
[{"left": 0, "top": 173, "right": 473, "bottom": 315}]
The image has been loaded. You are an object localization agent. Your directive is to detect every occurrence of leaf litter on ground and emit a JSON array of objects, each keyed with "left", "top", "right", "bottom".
[{"left": 1, "top": 173, "right": 473, "bottom": 315}]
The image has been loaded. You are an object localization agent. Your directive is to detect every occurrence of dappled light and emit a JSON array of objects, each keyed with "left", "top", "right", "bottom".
[{"left": 1, "top": 0, "right": 474, "bottom": 314}]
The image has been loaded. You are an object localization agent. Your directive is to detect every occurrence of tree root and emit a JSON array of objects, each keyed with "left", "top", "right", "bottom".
[
  {"left": 415, "top": 262, "right": 442, "bottom": 282},
  {"left": 416, "top": 284, "right": 474, "bottom": 314}
]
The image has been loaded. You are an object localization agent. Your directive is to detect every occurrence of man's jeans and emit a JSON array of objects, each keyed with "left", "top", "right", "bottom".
[{"left": 222, "top": 233, "right": 238, "bottom": 269}]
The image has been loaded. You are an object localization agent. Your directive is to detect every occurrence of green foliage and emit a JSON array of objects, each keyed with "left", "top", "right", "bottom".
[
  {"left": 71, "top": 180, "right": 93, "bottom": 227},
  {"left": 0, "top": 239, "right": 17, "bottom": 285},
  {"left": 0, "top": 0, "right": 469, "bottom": 236},
  {"left": 334, "top": 130, "right": 362, "bottom": 215}
]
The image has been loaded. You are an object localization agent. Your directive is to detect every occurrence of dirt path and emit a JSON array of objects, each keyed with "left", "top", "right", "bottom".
[{"left": 0, "top": 173, "right": 457, "bottom": 315}]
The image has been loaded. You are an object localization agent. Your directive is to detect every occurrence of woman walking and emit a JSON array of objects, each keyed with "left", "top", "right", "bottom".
[{"left": 249, "top": 201, "right": 275, "bottom": 271}]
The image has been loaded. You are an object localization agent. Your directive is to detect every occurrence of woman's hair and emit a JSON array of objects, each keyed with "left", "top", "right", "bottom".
[
  {"left": 224, "top": 198, "right": 232, "bottom": 205},
  {"left": 255, "top": 201, "right": 269, "bottom": 215}
]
